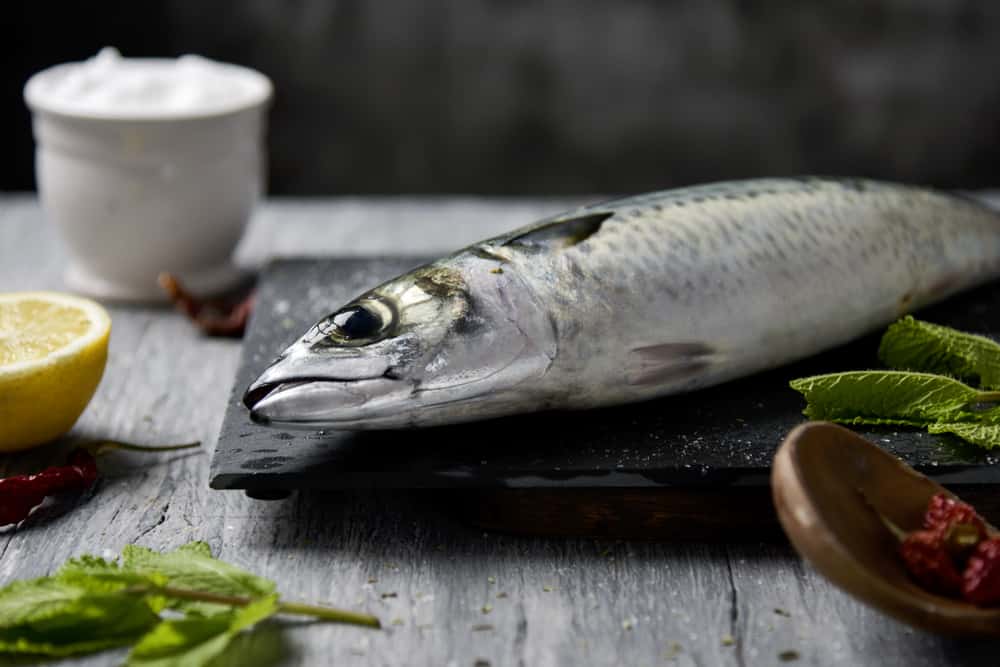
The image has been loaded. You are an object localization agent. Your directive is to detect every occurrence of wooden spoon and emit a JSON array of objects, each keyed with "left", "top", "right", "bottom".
[{"left": 772, "top": 421, "right": 1000, "bottom": 637}]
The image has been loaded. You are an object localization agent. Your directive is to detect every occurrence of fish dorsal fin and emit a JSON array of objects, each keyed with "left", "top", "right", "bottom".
[{"left": 503, "top": 211, "right": 613, "bottom": 250}]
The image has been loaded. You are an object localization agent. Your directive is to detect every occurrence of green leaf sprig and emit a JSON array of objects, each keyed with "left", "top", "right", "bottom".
[
  {"left": 791, "top": 316, "right": 1000, "bottom": 449},
  {"left": 878, "top": 316, "right": 1000, "bottom": 389},
  {"left": 0, "top": 542, "right": 380, "bottom": 666}
]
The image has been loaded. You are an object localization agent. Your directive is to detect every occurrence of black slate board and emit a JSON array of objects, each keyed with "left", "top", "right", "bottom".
[{"left": 211, "top": 258, "right": 1000, "bottom": 492}]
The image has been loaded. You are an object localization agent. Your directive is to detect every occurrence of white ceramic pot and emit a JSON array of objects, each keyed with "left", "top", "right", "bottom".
[{"left": 24, "top": 58, "right": 272, "bottom": 301}]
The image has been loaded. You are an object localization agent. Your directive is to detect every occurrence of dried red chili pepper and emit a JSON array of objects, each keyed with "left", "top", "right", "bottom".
[
  {"left": 924, "top": 494, "right": 987, "bottom": 540},
  {"left": 0, "top": 441, "right": 197, "bottom": 528},
  {"left": 899, "top": 529, "right": 965, "bottom": 596},
  {"left": 159, "top": 272, "right": 255, "bottom": 337},
  {"left": 0, "top": 449, "right": 98, "bottom": 527},
  {"left": 889, "top": 492, "right": 1000, "bottom": 605},
  {"left": 963, "top": 537, "right": 1000, "bottom": 606}
]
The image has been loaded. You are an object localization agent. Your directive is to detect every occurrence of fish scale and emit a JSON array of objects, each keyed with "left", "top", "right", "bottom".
[{"left": 244, "top": 178, "right": 1000, "bottom": 429}]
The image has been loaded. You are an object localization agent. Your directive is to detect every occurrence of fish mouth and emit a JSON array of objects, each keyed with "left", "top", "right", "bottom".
[
  {"left": 244, "top": 376, "right": 337, "bottom": 410},
  {"left": 245, "top": 376, "right": 411, "bottom": 427}
]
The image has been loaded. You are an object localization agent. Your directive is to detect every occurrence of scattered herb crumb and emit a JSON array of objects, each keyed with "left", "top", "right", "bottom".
[
  {"left": 542, "top": 585, "right": 553, "bottom": 592},
  {"left": 774, "top": 607, "right": 791, "bottom": 617},
  {"left": 367, "top": 577, "right": 378, "bottom": 584},
  {"left": 622, "top": 617, "right": 637, "bottom": 631},
  {"left": 496, "top": 592, "right": 508, "bottom": 599},
  {"left": 391, "top": 618, "right": 404, "bottom": 626},
  {"left": 487, "top": 576, "right": 496, "bottom": 584},
  {"left": 381, "top": 592, "right": 398, "bottom": 599},
  {"left": 490, "top": 267, "right": 504, "bottom": 274},
  {"left": 779, "top": 650, "right": 801, "bottom": 662},
  {"left": 721, "top": 634, "right": 736, "bottom": 646},
  {"left": 472, "top": 624, "right": 495, "bottom": 632},
  {"left": 663, "top": 641, "right": 682, "bottom": 659},
  {"left": 474, "top": 659, "right": 491, "bottom": 667},
  {"left": 481, "top": 604, "right": 493, "bottom": 614}
]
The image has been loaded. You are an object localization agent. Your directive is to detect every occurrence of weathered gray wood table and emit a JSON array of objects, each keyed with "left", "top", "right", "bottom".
[{"left": 2, "top": 193, "right": 999, "bottom": 667}]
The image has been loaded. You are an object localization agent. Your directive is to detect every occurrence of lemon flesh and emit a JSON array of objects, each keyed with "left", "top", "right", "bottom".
[{"left": 0, "top": 292, "right": 111, "bottom": 451}]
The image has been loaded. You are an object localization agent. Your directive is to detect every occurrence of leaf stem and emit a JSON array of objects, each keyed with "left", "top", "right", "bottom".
[
  {"left": 857, "top": 487, "right": 908, "bottom": 542},
  {"left": 94, "top": 440, "right": 201, "bottom": 453},
  {"left": 875, "top": 511, "right": 909, "bottom": 543},
  {"left": 277, "top": 600, "right": 381, "bottom": 627},
  {"left": 975, "top": 391, "right": 1000, "bottom": 404},
  {"left": 126, "top": 584, "right": 381, "bottom": 629}
]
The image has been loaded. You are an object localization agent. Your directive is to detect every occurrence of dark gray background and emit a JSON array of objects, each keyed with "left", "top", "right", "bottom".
[{"left": 5, "top": 1, "right": 1000, "bottom": 195}]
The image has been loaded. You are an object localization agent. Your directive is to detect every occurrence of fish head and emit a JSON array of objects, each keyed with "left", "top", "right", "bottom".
[{"left": 243, "top": 258, "right": 556, "bottom": 428}]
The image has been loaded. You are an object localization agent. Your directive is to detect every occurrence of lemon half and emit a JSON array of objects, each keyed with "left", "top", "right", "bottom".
[{"left": 0, "top": 292, "right": 111, "bottom": 451}]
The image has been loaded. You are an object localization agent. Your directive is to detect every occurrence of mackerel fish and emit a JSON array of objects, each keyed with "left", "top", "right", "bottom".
[{"left": 244, "top": 178, "right": 1000, "bottom": 429}]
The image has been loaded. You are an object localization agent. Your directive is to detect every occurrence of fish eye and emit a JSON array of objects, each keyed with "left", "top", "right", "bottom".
[
  {"left": 332, "top": 306, "right": 381, "bottom": 339},
  {"left": 316, "top": 299, "right": 395, "bottom": 345}
]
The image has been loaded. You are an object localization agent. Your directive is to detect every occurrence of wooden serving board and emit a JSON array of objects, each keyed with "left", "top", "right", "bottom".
[{"left": 210, "top": 258, "right": 1000, "bottom": 537}]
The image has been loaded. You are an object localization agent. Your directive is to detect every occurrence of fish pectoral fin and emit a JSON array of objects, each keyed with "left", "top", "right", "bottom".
[
  {"left": 625, "top": 342, "right": 717, "bottom": 386},
  {"left": 503, "top": 211, "right": 613, "bottom": 250}
]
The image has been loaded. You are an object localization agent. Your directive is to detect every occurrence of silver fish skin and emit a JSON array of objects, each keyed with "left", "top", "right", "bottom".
[{"left": 244, "top": 178, "right": 1000, "bottom": 429}]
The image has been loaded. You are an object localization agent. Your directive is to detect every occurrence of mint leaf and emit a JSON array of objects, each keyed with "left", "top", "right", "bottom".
[
  {"left": 879, "top": 316, "right": 1000, "bottom": 389},
  {"left": 127, "top": 594, "right": 278, "bottom": 667},
  {"left": 56, "top": 555, "right": 170, "bottom": 615},
  {"left": 58, "top": 555, "right": 166, "bottom": 592},
  {"left": 57, "top": 554, "right": 124, "bottom": 580},
  {"left": 122, "top": 542, "right": 275, "bottom": 615},
  {"left": 928, "top": 422, "right": 1000, "bottom": 449},
  {"left": 0, "top": 578, "right": 159, "bottom": 656},
  {"left": 789, "top": 371, "right": 1000, "bottom": 426},
  {"left": 0, "top": 541, "right": 376, "bottom": 661},
  {"left": 174, "top": 542, "right": 213, "bottom": 559}
]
